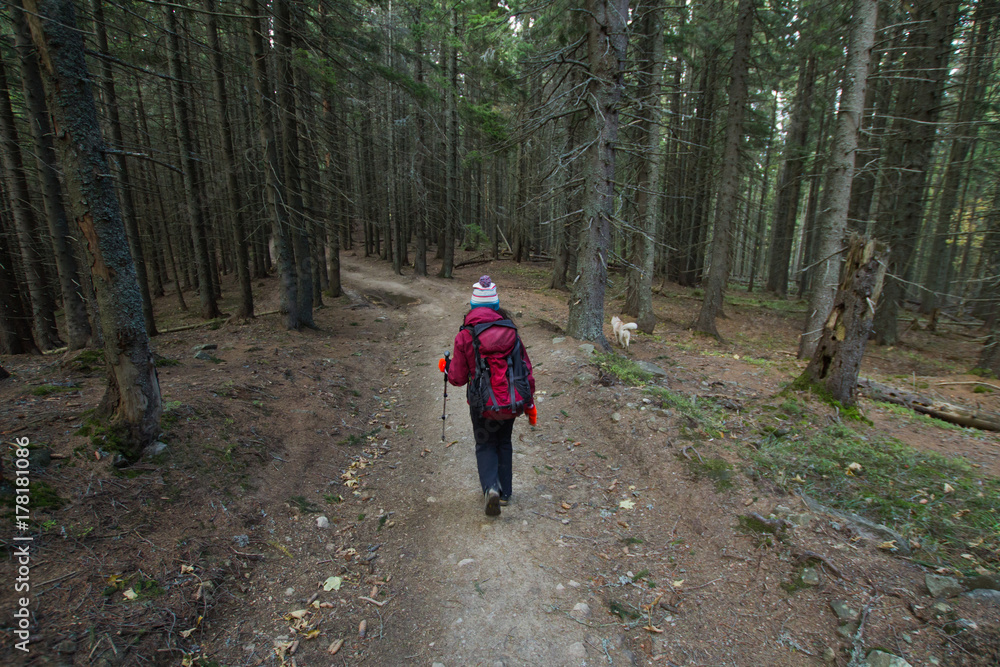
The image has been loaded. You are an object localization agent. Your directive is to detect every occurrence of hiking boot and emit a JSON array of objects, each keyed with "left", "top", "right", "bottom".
[
  {"left": 499, "top": 495, "right": 510, "bottom": 507},
  {"left": 485, "top": 488, "right": 501, "bottom": 516}
]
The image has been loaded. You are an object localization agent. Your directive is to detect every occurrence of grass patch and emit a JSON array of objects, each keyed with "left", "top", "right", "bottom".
[
  {"left": 875, "top": 401, "right": 988, "bottom": 437},
  {"left": 686, "top": 456, "right": 735, "bottom": 491},
  {"left": 748, "top": 422, "right": 1000, "bottom": 568},
  {"left": 608, "top": 600, "right": 642, "bottom": 621},
  {"left": 66, "top": 349, "right": 104, "bottom": 373},
  {"left": 29, "top": 383, "right": 77, "bottom": 397},
  {"left": 288, "top": 495, "right": 321, "bottom": 514},
  {"left": 592, "top": 352, "right": 652, "bottom": 386},
  {"left": 154, "top": 358, "right": 181, "bottom": 368},
  {"left": 645, "top": 386, "right": 724, "bottom": 431}
]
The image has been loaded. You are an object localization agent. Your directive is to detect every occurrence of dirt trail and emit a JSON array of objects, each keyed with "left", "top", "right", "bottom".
[{"left": 338, "top": 257, "right": 605, "bottom": 665}]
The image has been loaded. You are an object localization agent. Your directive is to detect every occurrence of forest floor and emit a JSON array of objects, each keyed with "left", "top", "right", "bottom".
[{"left": 2, "top": 250, "right": 1000, "bottom": 667}]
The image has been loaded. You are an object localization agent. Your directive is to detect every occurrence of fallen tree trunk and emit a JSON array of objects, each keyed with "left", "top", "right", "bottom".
[{"left": 859, "top": 378, "right": 1000, "bottom": 431}]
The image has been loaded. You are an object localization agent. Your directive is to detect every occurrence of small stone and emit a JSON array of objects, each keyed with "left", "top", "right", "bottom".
[
  {"left": 901, "top": 633, "right": 912, "bottom": 644},
  {"left": 830, "top": 600, "right": 859, "bottom": 623},
  {"left": 552, "top": 337, "right": 566, "bottom": 344},
  {"left": 457, "top": 558, "right": 475, "bottom": 567},
  {"left": 54, "top": 640, "right": 77, "bottom": 654},
  {"left": 611, "top": 412, "right": 622, "bottom": 422},
  {"left": 863, "top": 650, "right": 913, "bottom": 667},
  {"left": 578, "top": 344, "right": 595, "bottom": 356},
  {"left": 926, "top": 573, "right": 963, "bottom": 598},
  {"left": 963, "top": 588, "right": 1000, "bottom": 604},
  {"left": 285, "top": 587, "right": 295, "bottom": 597},
  {"left": 566, "top": 642, "right": 587, "bottom": 659},
  {"left": 635, "top": 360, "right": 669, "bottom": 377},
  {"left": 570, "top": 602, "right": 591, "bottom": 619},
  {"left": 961, "top": 574, "right": 1000, "bottom": 591},
  {"left": 943, "top": 618, "right": 977, "bottom": 635},
  {"left": 568, "top": 580, "right": 581, "bottom": 588},
  {"left": 836, "top": 623, "right": 858, "bottom": 639},
  {"left": 432, "top": 662, "right": 445, "bottom": 667},
  {"left": 771, "top": 505, "right": 793, "bottom": 517},
  {"left": 930, "top": 601, "right": 954, "bottom": 618},
  {"left": 191, "top": 343, "right": 218, "bottom": 352},
  {"left": 233, "top": 534, "right": 250, "bottom": 547},
  {"left": 555, "top": 584, "right": 566, "bottom": 593},
  {"left": 427, "top": 497, "right": 437, "bottom": 503},
  {"left": 822, "top": 647, "right": 837, "bottom": 663},
  {"left": 316, "top": 516, "right": 330, "bottom": 529},
  {"left": 800, "top": 567, "right": 820, "bottom": 586},
  {"left": 194, "top": 350, "right": 215, "bottom": 361},
  {"left": 148, "top": 441, "right": 168, "bottom": 456},
  {"left": 786, "top": 513, "right": 815, "bottom": 527}
]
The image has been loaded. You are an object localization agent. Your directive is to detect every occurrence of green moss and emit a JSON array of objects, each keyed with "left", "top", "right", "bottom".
[
  {"left": 593, "top": 352, "right": 653, "bottom": 386},
  {"left": 785, "top": 374, "right": 871, "bottom": 424},
  {"left": 608, "top": 600, "right": 642, "bottom": 620},
  {"left": 289, "top": 495, "right": 320, "bottom": 513},
  {"left": 155, "top": 358, "right": 181, "bottom": 368},
  {"left": 30, "top": 383, "right": 77, "bottom": 397},
  {"left": 687, "top": 456, "right": 735, "bottom": 491},
  {"left": 68, "top": 349, "right": 105, "bottom": 373}
]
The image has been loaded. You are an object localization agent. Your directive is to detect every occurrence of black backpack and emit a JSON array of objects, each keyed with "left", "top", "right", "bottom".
[{"left": 462, "top": 320, "right": 532, "bottom": 419}]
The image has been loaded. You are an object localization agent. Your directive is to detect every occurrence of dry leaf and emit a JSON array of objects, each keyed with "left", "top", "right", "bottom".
[
  {"left": 323, "top": 576, "right": 342, "bottom": 591},
  {"left": 358, "top": 619, "right": 367, "bottom": 638},
  {"left": 370, "top": 585, "right": 378, "bottom": 598},
  {"left": 877, "top": 540, "right": 897, "bottom": 551},
  {"left": 303, "top": 629, "right": 321, "bottom": 640},
  {"left": 671, "top": 580, "right": 684, "bottom": 588},
  {"left": 619, "top": 499, "right": 635, "bottom": 510},
  {"left": 122, "top": 588, "right": 137, "bottom": 600},
  {"left": 180, "top": 564, "right": 195, "bottom": 574},
  {"left": 943, "top": 483, "right": 955, "bottom": 494},
  {"left": 286, "top": 609, "right": 309, "bottom": 620},
  {"left": 180, "top": 628, "right": 195, "bottom": 638},
  {"left": 328, "top": 639, "right": 344, "bottom": 655}
]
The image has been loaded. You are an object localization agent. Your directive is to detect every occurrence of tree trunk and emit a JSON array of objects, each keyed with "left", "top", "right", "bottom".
[
  {"left": 799, "top": 236, "right": 887, "bottom": 406},
  {"left": 90, "top": 0, "right": 156, "bottom": 336},
  {"left": 247, "top": 0, "right": 298, "bottom": 328},
  {"left": 204, "top": 0, "right": 253, "bottom": 320},
  {"left": 438, "top": 9, "right": 459, "bottom": 279},
  {"left": 872, "top": 0, "right": 961, "bottom": 345},
  {"left": 0, "top": 206, "right": 39, "bottom": 354},
  {"left": 165, "top": 0, "right": 221, "bottom": 321},
  {"left": 624, "top": 0, "right": 664, "bottom": 334},
  {"left": 24, "top": 0, "right": 161, "bottom": 458},
  {"left": 798, "top": 0, "right": 878, "bottom": 359},
  {"left": 695, "top": 0, "right": 754, "bottom": 340},
  {"left": 920, "top": 1, "right": 997, "bottom": 314},
  {"left": 566, "top": 0, "right": 628, "bottom": 347},
  {"left": 766, "top": 55, "right": 817, "bottom": 296},
  {"left": 10, "top": 1, "right": 91, "bottom": 349}
]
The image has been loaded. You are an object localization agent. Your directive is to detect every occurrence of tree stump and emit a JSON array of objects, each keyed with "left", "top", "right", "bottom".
[{"left": 799, "top": 235, "right": 888, "bottom": 406}]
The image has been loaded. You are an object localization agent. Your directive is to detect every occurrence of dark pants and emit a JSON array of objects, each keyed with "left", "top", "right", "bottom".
[{"left": 470, "top": 408, "right": 514, "bottom": 499}]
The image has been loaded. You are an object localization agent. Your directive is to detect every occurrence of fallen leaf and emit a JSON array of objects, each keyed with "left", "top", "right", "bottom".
[
  {"left": 969, "top": 538, "right": 984, "bottom": 548},
  {"left": 180, "top": 564, "right": 195, "bottom": 574},
  {"left": 123, "top": 588, "right": 137, "bottom": 600},
  {"left": 619, "top": 499, "right": 636, "bottom": 510},
  {"left": 323, "top": 576, "right": 342, "bottom": 591},
  {"left": 672, "top": 580, "right": 684, "bottom": 588},
  {"left": 370, "top": 585, "right": 378, "bottom": 598},
  {"left": 792, "top": 474, "right": 806, "bottom": 483},
  {"left": 961, "top": 554, "right": 976, "bottom": 561},
  {"left": 644, "top": 624, "right": 665, "bottom": 633},
  {"left": 286, "top": 609, "right": 309, "bottom": 620},
  {"left": 328, "top": 638, "right": 344, "bottom": 655},
  {"left": 943, "top": 483, "right": 955, "bottom": 494},
  {"left": 877, "top": 540, "right": 897, "bottom": 551},
  {"left": 561, "top": 502, "right": 572, "bottom": 510},
  {"left": 304, "top": 629, "right": 321, "bottom": 640},
  {"left": 180, "top": 628, "right": 195, "bottom": 638}
]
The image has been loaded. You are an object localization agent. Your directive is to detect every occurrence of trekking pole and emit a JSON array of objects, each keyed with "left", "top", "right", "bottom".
[{"left": 440, "top": 352, "right": 450, "bottom": 441}]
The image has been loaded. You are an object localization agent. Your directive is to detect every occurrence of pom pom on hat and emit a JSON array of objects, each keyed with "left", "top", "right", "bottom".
[{"left": 471, "top": 275, "right": 499, "bottom": 310}]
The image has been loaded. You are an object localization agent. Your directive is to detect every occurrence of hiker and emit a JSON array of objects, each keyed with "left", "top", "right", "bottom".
[{"left": 441, "top": 276, "right": 536, "bottom": 516}]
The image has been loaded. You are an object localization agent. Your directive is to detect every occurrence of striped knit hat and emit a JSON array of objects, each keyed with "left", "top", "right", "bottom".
[{"left": 471, "top": 275, "right": 499, "bottom": 310}]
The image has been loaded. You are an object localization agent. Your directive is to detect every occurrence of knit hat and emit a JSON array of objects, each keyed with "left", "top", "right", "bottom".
[{"left": 471, "top": 275, "right": 500, "bottom": 310}]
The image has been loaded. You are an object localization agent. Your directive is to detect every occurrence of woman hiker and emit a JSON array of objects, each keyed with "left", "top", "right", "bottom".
[{"left": 441, "top": 276, "right": 536, "bottom": 516}]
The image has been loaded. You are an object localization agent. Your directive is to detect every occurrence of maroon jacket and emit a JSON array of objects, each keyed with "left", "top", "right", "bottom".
[{"left": 448, "top": 307, "right": 535, "bottom": 419}]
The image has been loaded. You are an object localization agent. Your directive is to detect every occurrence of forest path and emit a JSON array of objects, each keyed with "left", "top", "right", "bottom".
[{"left": 338, "top": 255, "right": 602, "bottom": 666}]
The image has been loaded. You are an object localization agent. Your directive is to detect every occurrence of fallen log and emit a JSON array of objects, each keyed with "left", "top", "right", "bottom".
[{"left": 859, "top": 378, "right": 1000, "bottom": 431}]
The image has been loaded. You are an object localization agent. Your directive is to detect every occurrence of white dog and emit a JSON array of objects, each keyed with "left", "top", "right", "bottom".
[{"left": 611, "top": 315, "right": 638, "bottom": 351}]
